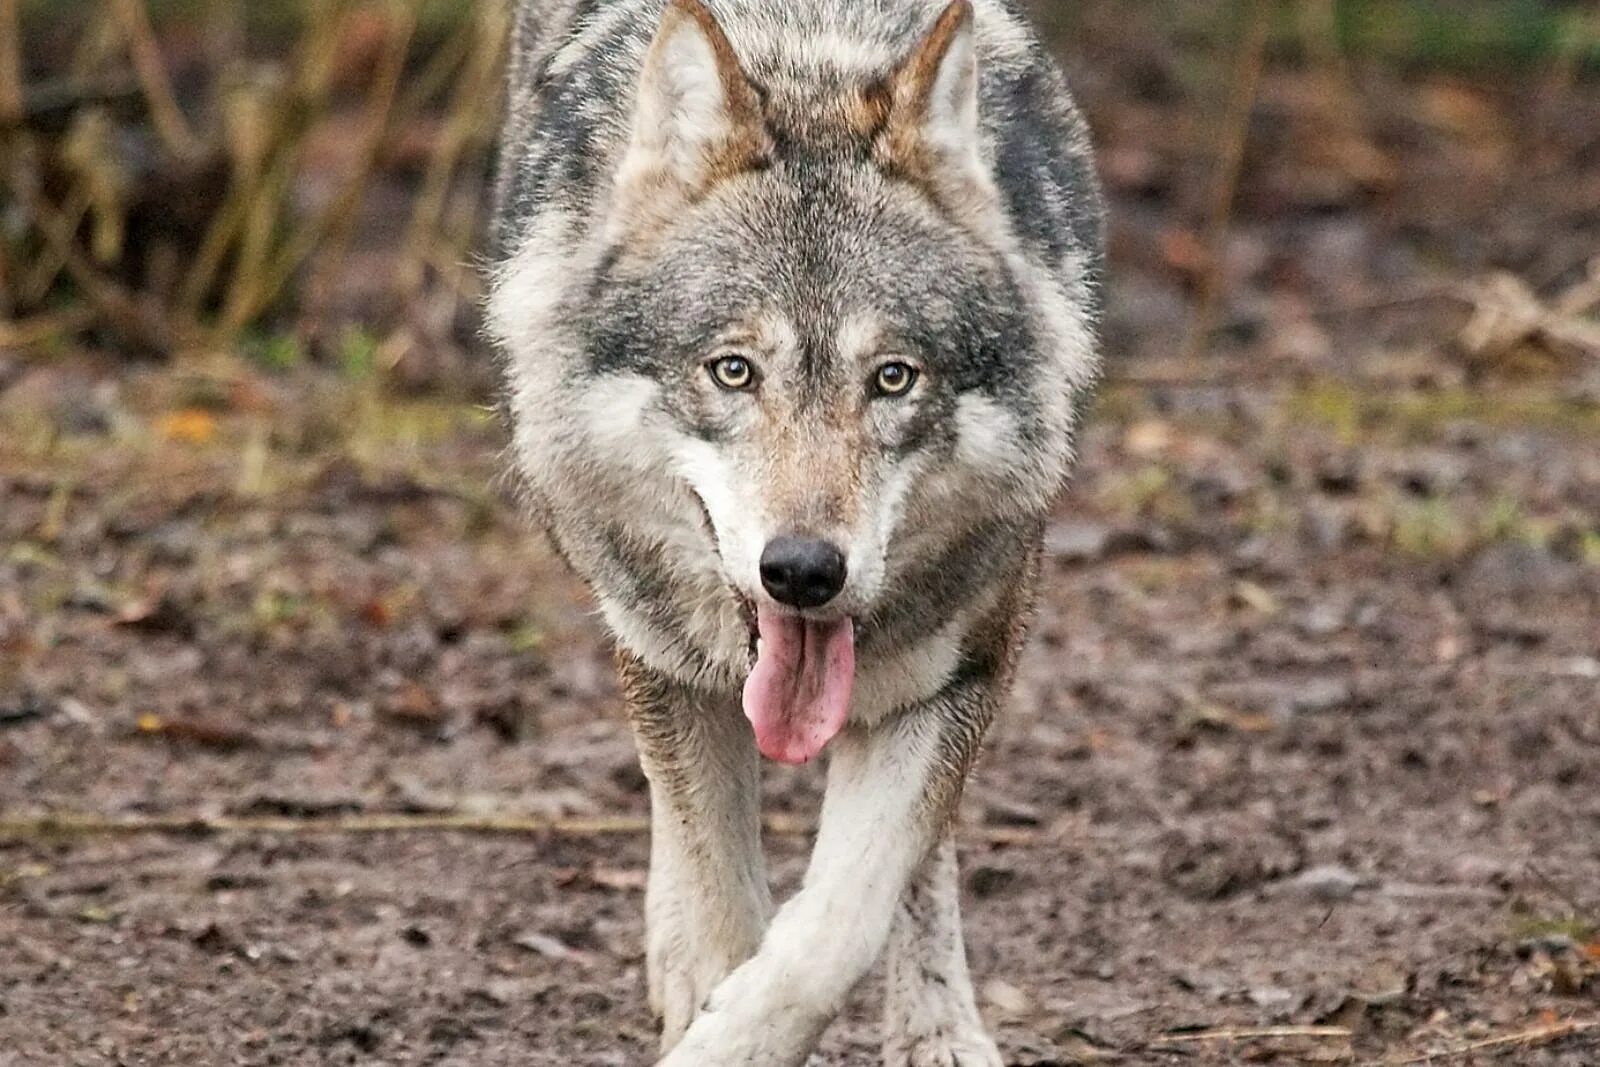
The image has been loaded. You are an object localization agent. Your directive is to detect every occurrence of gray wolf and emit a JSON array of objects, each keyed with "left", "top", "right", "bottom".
[{"left": 488, "top": 0, "right": 1102, "bottom": 1062}]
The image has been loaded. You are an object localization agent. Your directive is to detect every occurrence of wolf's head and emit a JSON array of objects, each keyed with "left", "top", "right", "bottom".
[{"left": 497, "top": 0, "right": 1098, "bottom": 762}]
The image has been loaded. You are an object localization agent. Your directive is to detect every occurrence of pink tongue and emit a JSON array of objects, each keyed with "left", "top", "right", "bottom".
[{"left": 742, "top": 607, "right": 855, "bottom": 765}]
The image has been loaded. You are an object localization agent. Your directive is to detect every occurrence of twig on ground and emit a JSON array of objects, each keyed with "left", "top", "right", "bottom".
[
  {"left": 1460, "top": 268, "right": 1600, "bottom": 361},
  {"left": 1365, "top": 1019, "right": 1600, "bottom": 1065},
  {"left": 0, "top": 810, "right": 1045, "bottom": 846},
  {"left": 1150, "top": 1026, "right": 1353, "bottom": 1047},
  {"left": 1180, "top": 0, "right": 1270, "bottom": 367},
  {"left": 0, "top": 812, "right": 656, "bottom": 840}
]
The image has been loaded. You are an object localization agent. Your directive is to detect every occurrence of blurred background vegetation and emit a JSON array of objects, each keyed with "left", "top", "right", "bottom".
[
  {"left": 2, "top": 0, "right": 509, "bottom": 385},
  {"left": 1, "top": 0, "right": 1598, "bottom": 385}
]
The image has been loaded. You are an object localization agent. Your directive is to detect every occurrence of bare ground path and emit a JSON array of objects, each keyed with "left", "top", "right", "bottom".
[{"left": 2, "top": 363, "right": 1597, "bottom": 1064}]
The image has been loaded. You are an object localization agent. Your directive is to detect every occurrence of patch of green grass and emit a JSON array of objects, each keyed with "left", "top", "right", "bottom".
[
  {"left": 1391, "top": 497, "right": 1471, "bottom": 558},
  {"left": 337, "top": 327, "right": 381, "bottom": 380},
  {"left": 1478, "top": 495, "right": 1538, "bottom": 546},
  {"left": 4, "top": 541, "right": 64, "bottom": 571},
  {"left": 1135, "top": 0, "right": 1599, "bottom": 72},
  {"left": 241, "top": 331, "right": 306, "bottom": 374},
  {"left": 251, "top": 587, "right": 304, "bottom": 629},
  {"left": 505, "top": 620, "right": 546, "bottom": 655},
  {"left": 1580, "top": 531, "right": 1600, "bottom": 567},
  {"left": 1511, "top": 914, "right": 1597, "bottom": 944},
  {"left": 1363, "top": 491, "right": 1579, "bottom": 561},
  {"left": 1288, "top": 381, "right": 1600, "bottom": 444},
  {"left": 1096, "top": 463, "right": 1192, "bottom": 521},
  {"left": 1336, "top": 0, "right": 1600, "bottom": 71}
]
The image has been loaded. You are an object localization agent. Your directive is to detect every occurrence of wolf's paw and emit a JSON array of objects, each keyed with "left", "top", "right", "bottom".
[
  {"left": 647, "top": 931, "right": 719, "bottom": 1048},
  {"left": 884, "top": 1030, "right": 1005, "bottom": 1067}
]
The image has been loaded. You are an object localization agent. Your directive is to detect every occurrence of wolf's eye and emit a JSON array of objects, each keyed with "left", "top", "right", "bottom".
[
  {"left": 873, "top": 361, "right": 919, "bottom": 399},
  {"left": 708, "top": 355, "right": 757, "bottom": 391}
]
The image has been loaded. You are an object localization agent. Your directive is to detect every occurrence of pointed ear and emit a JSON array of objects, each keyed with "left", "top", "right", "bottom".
[
  {"left": 879, "top": 0, "right": 982, "bottom": 179},
  {"left": 619, "top": 0, "right": 770, "bottom": 197}
]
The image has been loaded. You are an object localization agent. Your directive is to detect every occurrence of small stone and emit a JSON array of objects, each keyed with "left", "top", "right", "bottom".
[
  {"left": 1554, "top": 657, "right": 1600, "bottom": 680},
  {"left": 513, "top": 932, "right": 591, "bottom": 965},
  {"left": 982, "top": 978, "right": 1032, "bottom": 1017},
  {"left": 1285, "top": 864, "right": 1364, "bottom": 902},
  {"left": 983, "top": 790, "right": 1044, "bottom": 827},
  {"left": 1292, "top": 679, "right": 1352, "bottom": 714},
  {"left": 1045, "top": 520, "right": 1112, "bottom": 563},
  {"left": 1248, "top": 985, "right": 1299, "bottom": 1011},
  {"left": 190, "top": 921, "right": 243, "bottom": 955},
  {"left": 1297, "top": 602, "right": 1347, "bottom": 638},
  {"left": 1448, "top": 854, "right": 1509, "bottom": 885},
  {"left": 472, "top": 980, "right": 517, "bottom": 1007},
  {"left": 1187, "top": 467, "right": 1251, "bottom": 510}
]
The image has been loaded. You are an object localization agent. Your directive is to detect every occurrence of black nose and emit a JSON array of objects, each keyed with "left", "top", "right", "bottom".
[{"left": 760, "top": 537, "right": 848, "bottom": 609}]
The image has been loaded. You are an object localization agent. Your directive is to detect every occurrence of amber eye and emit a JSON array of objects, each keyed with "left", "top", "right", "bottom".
[
  {"left": 873, "top": 361, "right": 919, "bottom": 398},
  {"left": 708, "top": 354, "right": 757, "bottom": 391}
]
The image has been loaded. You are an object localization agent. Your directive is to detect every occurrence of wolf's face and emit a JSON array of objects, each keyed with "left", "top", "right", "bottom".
[
  {"left": 589, "top": 168, "right": 1040, "bottom": 623},
  {"left": 582, "top": 1, "right": 1060, "bottom": 621}
]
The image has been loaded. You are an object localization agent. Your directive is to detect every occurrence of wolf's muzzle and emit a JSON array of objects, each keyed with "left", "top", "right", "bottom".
[{"left": 759, "top": 536, "right": 848, "bottom": 609}]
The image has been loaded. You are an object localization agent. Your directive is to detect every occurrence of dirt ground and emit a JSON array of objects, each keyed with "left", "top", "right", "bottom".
[{"left": 4, "top": 6, "right": 1600, "bottom": 1065}]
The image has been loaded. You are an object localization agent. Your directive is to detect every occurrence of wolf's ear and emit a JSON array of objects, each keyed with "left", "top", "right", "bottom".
[
  {"left": 879, "top": 0, "right": 982, "bottom": 180},
  {"left": 618, "top": 0, "right": 770, "bottom": 199}
]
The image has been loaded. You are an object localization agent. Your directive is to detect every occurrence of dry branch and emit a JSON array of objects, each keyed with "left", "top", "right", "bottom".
[
  {"left": 17, "top": 171, "right": 186, "bottom": 351},
  {"left": 107, "top": 0, "right": 203, "bottom": 159},
  {"left": 0, "top": 812, "right": 656, "bottom": 840},
  {"left": 1181, "top": 0, "right": 1270, "bottom": 367},
  {"left": 0, "top": 810, "right": 1045, "bottom": 846},
  {"left": 1365, "top": 1019, "right": 1600, "bottom": 1065},
  {"left": 397, "top": 5, "right": 510, "bottom": 296},
  {"left": 1150, "top": 1025, "right": 1353, "bottom": 1047},
  {"left": 0, "top": 307, "right": 95, "bottom": 349},
  {"left": 225, "top": 0, "right": 417, "bottom": 339}
]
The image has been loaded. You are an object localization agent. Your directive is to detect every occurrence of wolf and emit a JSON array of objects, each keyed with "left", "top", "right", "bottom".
[{"left": 488, "top": 0, "right": 1103, "bottom": 1062}]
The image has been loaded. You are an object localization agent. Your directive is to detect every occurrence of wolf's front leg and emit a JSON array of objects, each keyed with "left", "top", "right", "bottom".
[
  {"left": 883, "top": 837, "right": 1002, "bottom": 1067},
  {"left": 622, "top": 654, "right": 772, "bottom": 1051},
  {"left": 656, "top": 686, "right": 994, "bottom": 1067}
]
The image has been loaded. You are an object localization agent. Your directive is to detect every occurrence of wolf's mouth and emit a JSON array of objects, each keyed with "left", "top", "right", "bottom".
[{"left": 742, "top": 605, "right": 856, "bottom": 766}]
